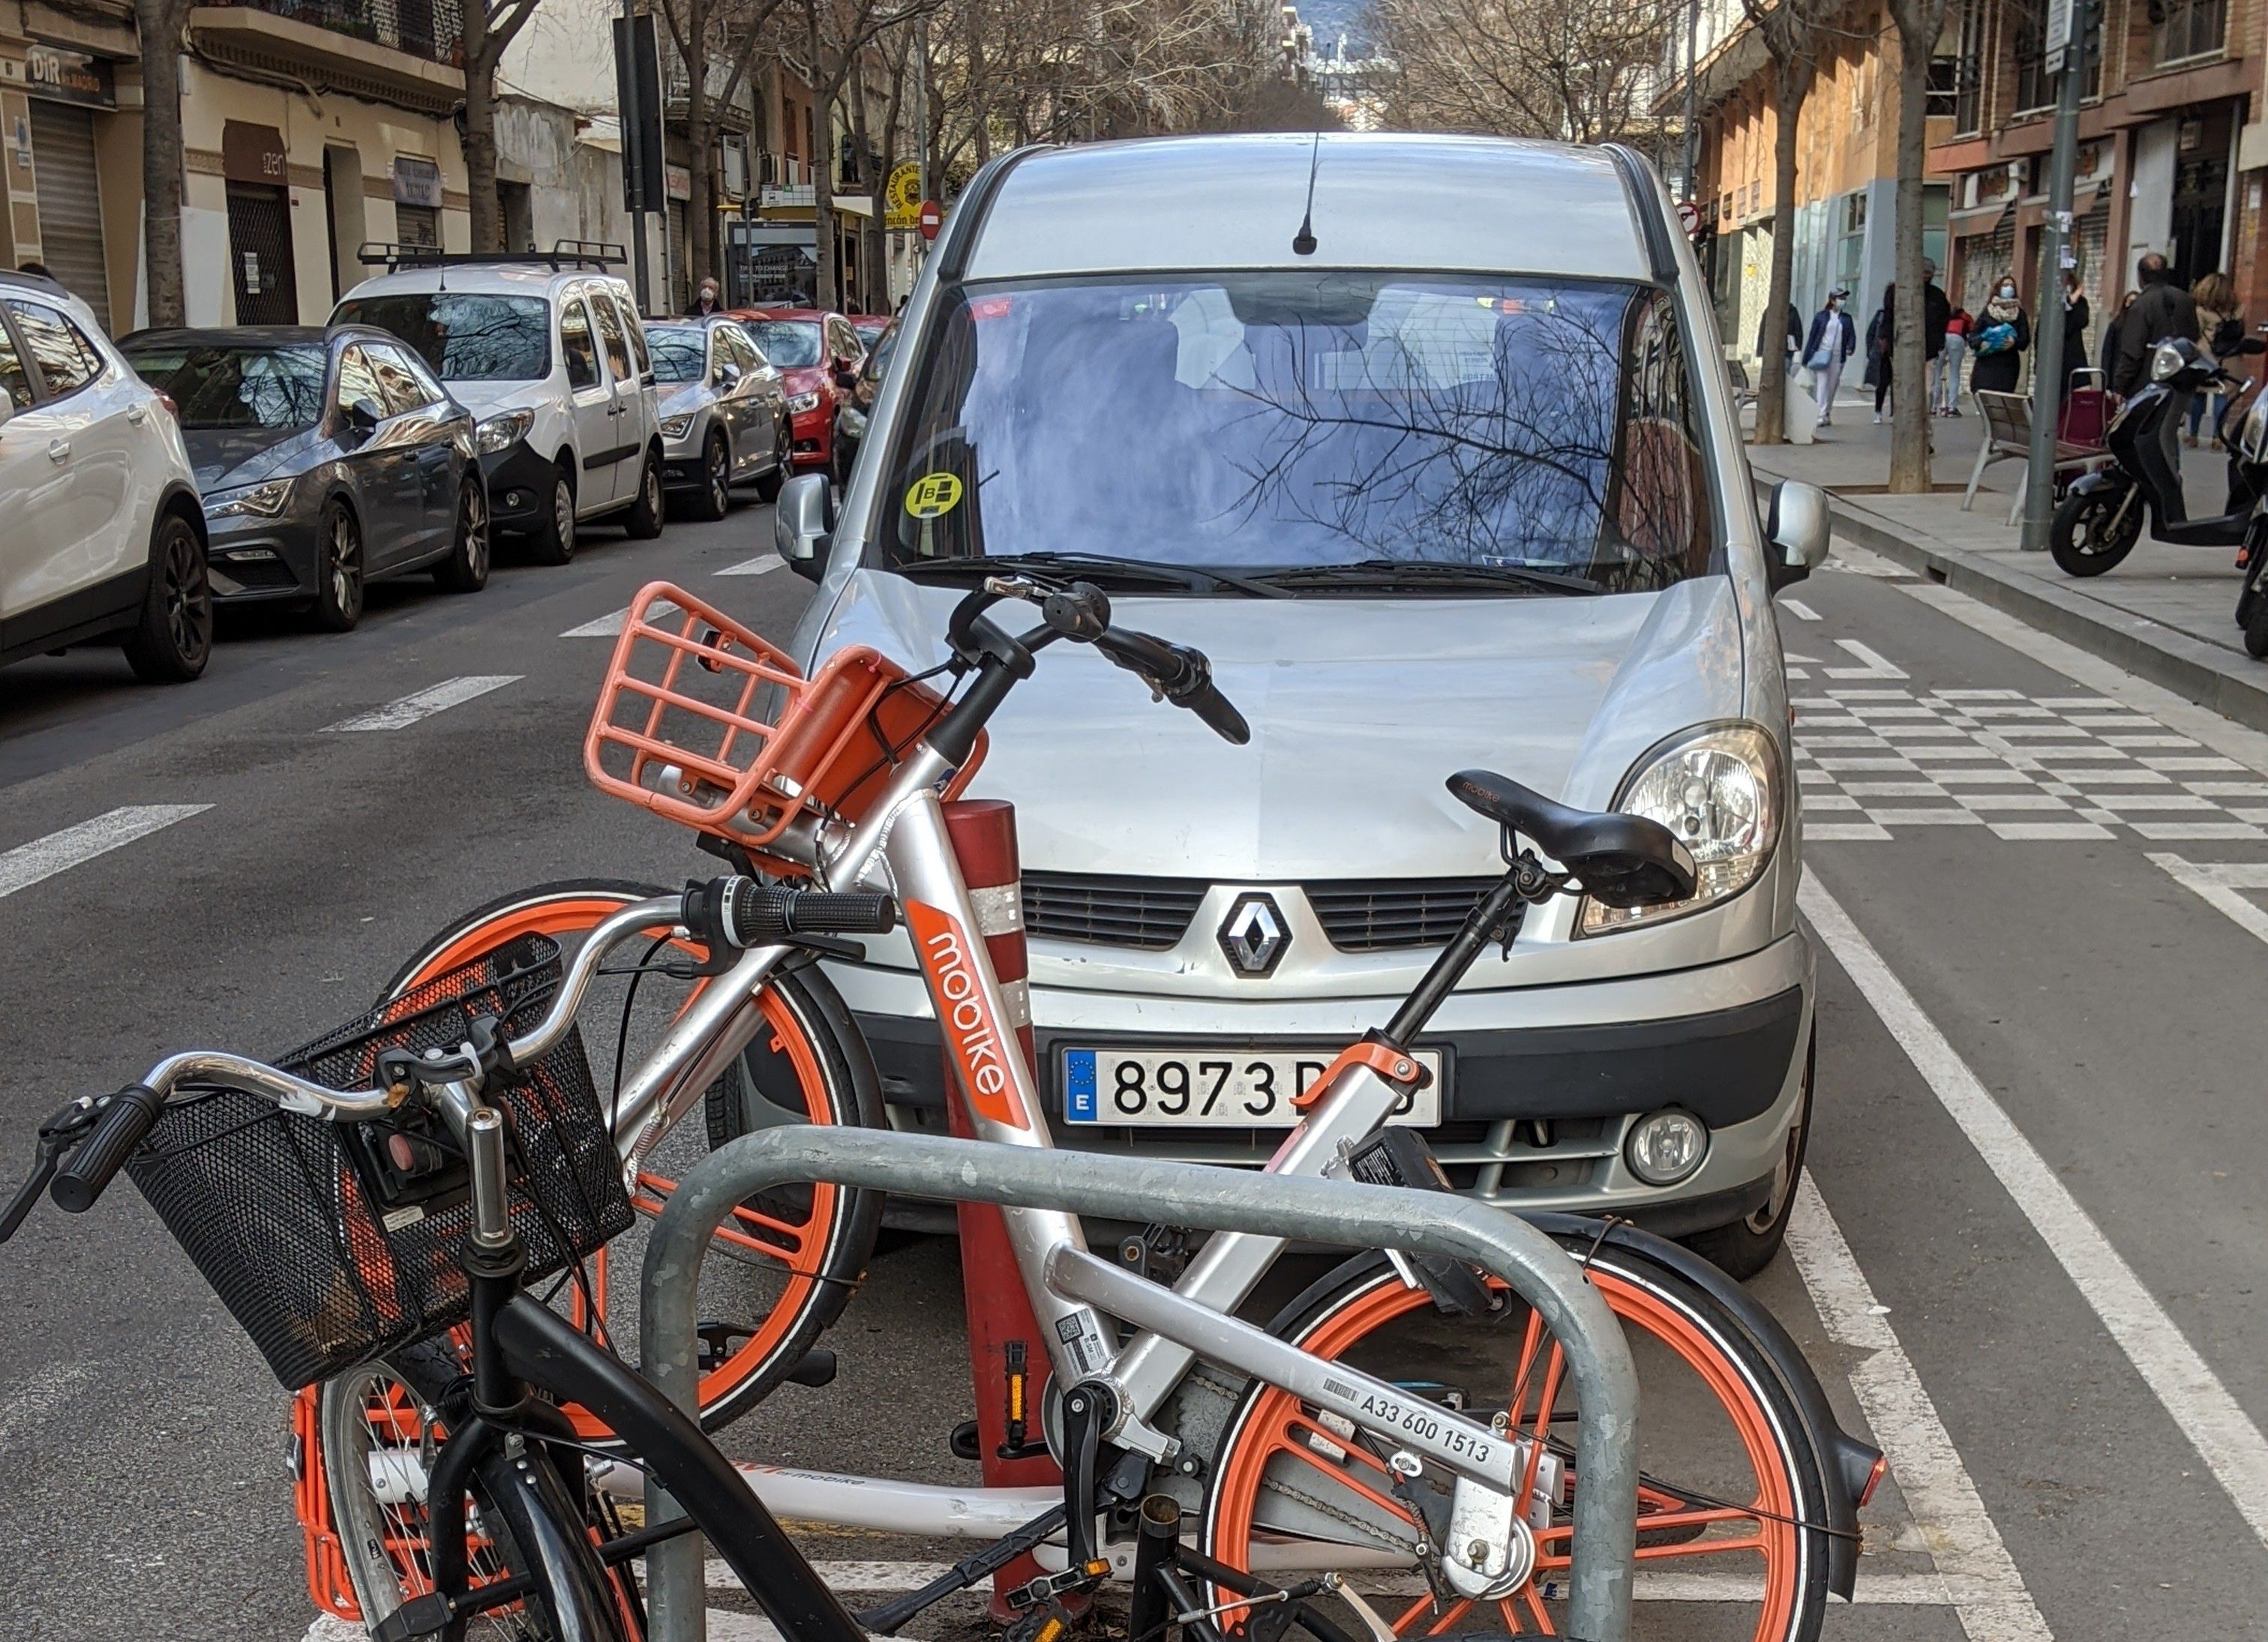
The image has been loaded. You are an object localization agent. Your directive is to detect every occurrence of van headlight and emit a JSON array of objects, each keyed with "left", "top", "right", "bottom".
[
  {"left": 475, "top": 408, "right": 534, "bottom": 454},
  {"left": 1579, "top": 723, "right": 1781, "bottom": 934}
]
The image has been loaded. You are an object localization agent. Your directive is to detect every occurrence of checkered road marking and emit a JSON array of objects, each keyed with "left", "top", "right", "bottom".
[{"left": 1796, "top": 679, "right": 2268, "bottom": 843}]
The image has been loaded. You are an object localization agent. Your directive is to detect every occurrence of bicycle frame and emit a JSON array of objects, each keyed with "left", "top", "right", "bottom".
[{"left": 598, "top": 736, "right": 1534, "bottom": 1502}]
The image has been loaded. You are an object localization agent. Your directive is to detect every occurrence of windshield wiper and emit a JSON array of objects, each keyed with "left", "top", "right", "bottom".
[
  {"left": 892, "top": 551, "right": 1289, "bottom": 598},
  {"left": 1252, "top": 559, "right": 1604, "bottom": 596}
]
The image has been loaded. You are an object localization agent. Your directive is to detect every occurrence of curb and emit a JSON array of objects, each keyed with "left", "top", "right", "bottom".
[{"left": 1754, "top": 472, "right": 2268, "bottom": 734}]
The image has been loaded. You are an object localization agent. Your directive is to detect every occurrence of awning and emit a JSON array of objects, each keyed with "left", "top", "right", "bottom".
[{"left": 1949, "top": 196, "right": 2013, "bottom": 234}]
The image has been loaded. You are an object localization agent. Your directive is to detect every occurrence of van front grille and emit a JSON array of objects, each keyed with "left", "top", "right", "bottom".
[
  {"left": 1022, "top": 872, "right": 1208, "bottom": 950},
  {"left": 1306, "top": 877, "right": 1515, "bottom": 951}
]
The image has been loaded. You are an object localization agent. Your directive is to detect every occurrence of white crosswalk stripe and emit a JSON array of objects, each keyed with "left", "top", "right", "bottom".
[
  {"left": 0, "top": 805, "right": 212, "bottom": 900},
  {"left": 717, "top": 555, "right": 784, "bottom": 577}
]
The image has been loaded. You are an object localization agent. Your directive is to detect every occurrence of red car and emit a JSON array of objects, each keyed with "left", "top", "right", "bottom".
[{"left": 730, "top": 307, "right": 869, "bottom": 482}]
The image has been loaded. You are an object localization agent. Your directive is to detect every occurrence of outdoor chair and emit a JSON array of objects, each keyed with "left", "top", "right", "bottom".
[{"left": 1963, "top": 388, "right": 2109, "bottom": 526}]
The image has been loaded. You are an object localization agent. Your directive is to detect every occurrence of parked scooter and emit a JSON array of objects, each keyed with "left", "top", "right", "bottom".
[{"left": 2050, "top": 334, "right": 2268, "bottom": 579}]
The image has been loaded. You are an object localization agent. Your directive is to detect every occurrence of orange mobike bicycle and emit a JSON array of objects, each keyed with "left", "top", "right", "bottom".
[{"left": 316, "top": 569, "right": 1882, "bottom": 1642}]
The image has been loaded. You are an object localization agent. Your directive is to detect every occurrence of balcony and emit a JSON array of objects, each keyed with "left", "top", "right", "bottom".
[{"left": 190, "top": 0, "right": 465, "bottom": 111}]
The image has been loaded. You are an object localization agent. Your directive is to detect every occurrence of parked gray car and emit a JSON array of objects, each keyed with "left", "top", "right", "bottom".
[
  {"left": 773, "top": 133, "right": 1832, "bottom": 1274},
  {"left": 122, "top": 325, "right": 488, "bottom": 630},
  {"left": 646, "top": 316, "right": 789, "bottom": 519}
]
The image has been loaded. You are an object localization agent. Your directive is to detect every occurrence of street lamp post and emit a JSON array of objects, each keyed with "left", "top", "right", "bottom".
[{"left": 2020, "top": 0, "right": 2092, "bottom": 552}]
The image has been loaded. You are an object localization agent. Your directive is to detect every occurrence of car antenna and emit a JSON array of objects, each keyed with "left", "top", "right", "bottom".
[{"left": 1292, "top": 129, "right": 1321, "bottom": 257}]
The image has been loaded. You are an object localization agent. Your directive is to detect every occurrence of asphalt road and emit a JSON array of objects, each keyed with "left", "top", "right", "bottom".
[{"left": 2, "top": 510, "right": 2265, "bottom": 1639}]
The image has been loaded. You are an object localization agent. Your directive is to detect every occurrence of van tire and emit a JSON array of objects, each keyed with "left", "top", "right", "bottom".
[
  {"left": 625, "top": 448, "right": 665, "bottom": 538},
  {"left": 530, "top": 463, "right": 577, "bottom": 565}
]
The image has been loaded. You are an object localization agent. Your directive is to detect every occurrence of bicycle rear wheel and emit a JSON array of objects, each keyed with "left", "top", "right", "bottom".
[{"left": 1202, "top": 1242, "right": 1834, "bottom": 1642}]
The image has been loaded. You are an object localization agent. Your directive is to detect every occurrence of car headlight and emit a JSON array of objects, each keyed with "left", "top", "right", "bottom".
[
  {"left": 475, "top": 408, "right": 535, "bottom": 454},
  {"left": 660, "top": 413, "right": 695, "bottom": 439},
  {"left": 1579, "top": 722, "right": 1781, "bottom": 934},
  {"left": 787, "top": 391, "right": 821, "bottom": 414},
  {"left": 202, "top": 478, "right": 293, "bottom": 520}
]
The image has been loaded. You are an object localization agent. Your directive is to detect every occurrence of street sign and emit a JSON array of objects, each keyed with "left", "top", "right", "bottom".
[
  {"left": 884, "top": 161, "right": 922, "bottom": 231},
  {"left": 918, "top": 199, "right": 943, "bottom": 241},
  {"left": 1676, "top": 199, "right": 1701, "bottom": 238},
  {"left": 2045, "top": 0, "right": 2073, "bottom": 73}
]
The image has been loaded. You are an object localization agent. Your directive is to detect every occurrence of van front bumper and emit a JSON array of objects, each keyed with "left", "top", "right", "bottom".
[{"left": 824, "top": 932, "right": 1814, "bottom": 1230}]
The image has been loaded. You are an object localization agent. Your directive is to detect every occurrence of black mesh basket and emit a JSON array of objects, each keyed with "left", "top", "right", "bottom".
[{"left": 124, "top": 933, "right": 634, "bottom": 1391}]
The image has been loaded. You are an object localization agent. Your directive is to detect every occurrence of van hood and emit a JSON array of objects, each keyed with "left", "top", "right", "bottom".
[
  {"left": 442, "top": 379, "right": 544, "bottom": 420},
  {"left": 800, "top": 571, "right": 1749, "bottom": 880}
]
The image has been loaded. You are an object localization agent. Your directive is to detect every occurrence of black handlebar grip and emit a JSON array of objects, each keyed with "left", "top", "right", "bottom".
[
  {"left": 50, "top": 1083, "right": 167, "bottom": 1214},
  {"left": 722, "top": 880, "right": 898, "bottom": 945},
  {"left": 1178, "top": 677, "right": 1252, "bottom": 745}
]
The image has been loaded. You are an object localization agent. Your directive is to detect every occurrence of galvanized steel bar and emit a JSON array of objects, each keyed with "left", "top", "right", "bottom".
[{"left": 640, "top": 1127, "right": 1640, "bottom": 1642}]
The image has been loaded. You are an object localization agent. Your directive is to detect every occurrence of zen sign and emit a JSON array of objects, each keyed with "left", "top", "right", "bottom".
[{"left": 2044, "top": 0, "right": 2073, "bottom": 73}]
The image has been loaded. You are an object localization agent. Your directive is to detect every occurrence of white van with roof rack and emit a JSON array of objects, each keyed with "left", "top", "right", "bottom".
[{"left": 332, "top": 241, "right": 664, "bottom": 563}]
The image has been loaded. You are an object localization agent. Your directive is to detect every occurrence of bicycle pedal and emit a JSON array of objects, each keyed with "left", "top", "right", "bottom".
[{"left": 1004, "top": 1561, "right": 1109, "bottom": 1613}]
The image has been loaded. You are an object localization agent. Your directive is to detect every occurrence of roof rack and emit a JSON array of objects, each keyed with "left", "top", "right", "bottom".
[{"left": 356, "top": 239, "right": 628, "bottom": 272}]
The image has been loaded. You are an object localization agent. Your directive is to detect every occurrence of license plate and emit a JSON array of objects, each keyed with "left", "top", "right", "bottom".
[{"left": 1060, "top": 1047, "right": 1444, "bottom": 1128}]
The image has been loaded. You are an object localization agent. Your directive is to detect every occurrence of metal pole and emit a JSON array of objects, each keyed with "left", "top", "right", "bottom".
[
  {"left": 2020, "top": 1, "right": 2090, "bottom": 550},
  {"left": 1682, "top": 0, "right": 1701, "bottom": 199},
  {"left": 640, "top": 1128, "right": 1642, "bottom": 1642},
  {"left": 621, "top": 0, "right": 652, "bottom": 314}
]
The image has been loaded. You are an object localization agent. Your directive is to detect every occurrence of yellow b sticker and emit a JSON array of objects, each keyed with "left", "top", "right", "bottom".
[{"left": 905, "top": 472, "right": 964, "bottom": 518}]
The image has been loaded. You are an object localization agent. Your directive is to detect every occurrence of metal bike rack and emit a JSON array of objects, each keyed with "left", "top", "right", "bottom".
[{"left": 639, "top": 1128, "right": 1642, "bottom": 1642}]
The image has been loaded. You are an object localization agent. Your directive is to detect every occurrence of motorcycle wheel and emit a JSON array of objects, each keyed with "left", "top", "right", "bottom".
[{"left": 2050, "top": 485, "right": 2142, "bottom": 577}]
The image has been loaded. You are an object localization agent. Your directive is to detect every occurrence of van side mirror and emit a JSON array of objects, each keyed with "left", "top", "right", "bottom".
[
  {"left": 775, "top": 472, "right": 834, "bottom": 583},
  {"left": 1765, "top": 479, "right": 1832, "bottom": 592}
]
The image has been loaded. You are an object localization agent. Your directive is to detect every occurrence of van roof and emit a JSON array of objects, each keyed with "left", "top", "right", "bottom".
[
  {"left": 336, "top": 262, "right": 632, "bottom": 303},
  {"left": 962, "top": 133, "right": 1657, "bottom": 284}
]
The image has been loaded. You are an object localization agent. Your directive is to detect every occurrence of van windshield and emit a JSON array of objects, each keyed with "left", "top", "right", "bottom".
[
  {"left": 878, "top": 274, "right": 1715, "bottom": 594},
  {"left": 332, "top": 293, "right": 551, "bottom": 382}
]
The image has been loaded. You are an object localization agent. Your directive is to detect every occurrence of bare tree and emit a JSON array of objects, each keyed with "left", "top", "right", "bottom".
[
  {"left": 1365, "top": 0, "right": 1678, "bottom": 145},
  {"left": 1886, "top": 0, "right": 1948, "bottom": 491},
  {"left": 136, "top": 0, "right": 194, "bottom": 325},
  {"left": 461, "top": 0, "right": 544, "bottom": 253},
  {"left": 655, "top": 0, "right": 789, "bottom": 291},
  {"left": 1741, "top": 0, "right": 1840, "bottom": 445}
]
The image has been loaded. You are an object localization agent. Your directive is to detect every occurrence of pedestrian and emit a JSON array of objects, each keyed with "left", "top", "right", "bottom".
[
  {"left": 2111, "top": 251, "right": 2200, "bottom": 396},
  {"left": 686, "top": 277, "right": 722, "bottom": 317},
  {"left": 2054, "top": 271, "right": 2091, "bottom": 403},
  {"left": 2185, "top": 269, "right": 2240, "bottom": 446},
  {"left": 2101, "top": 288, "right": 2138, "bottom": 394},
  {"left": 1757, "top": 300, "right": 1800, "bottom": 377},
  {"left": 1866, "top": 288, "right": 1893, "bottom": 421},
  {"left": 1966, "top": 272, "right": 2030, "bottom": 396},
  {"left": 1936, "top": 304, "right": 1971, "bottom": 415},
  {"left": 1921, "top": 258, "right": 1953, "bottom": 368},
  {"left": 16, "top": 260, "right": 50, "bottom": 279},
  {"left": 1802, "top": 287, "right": 1856, "bottom": 429}
]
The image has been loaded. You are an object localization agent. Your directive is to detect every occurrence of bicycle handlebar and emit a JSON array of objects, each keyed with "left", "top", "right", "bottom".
[
  {"left": 50, "top": 1084, "right": 167, "bottom": 1213},
  {"left": 990, "top": 575, "right": 1251, "bottom": 745}
]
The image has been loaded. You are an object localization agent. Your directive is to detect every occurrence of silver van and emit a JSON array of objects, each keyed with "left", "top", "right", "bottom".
[{"left": 773, "top": 133, "right": 1831, "bottom": 1274}]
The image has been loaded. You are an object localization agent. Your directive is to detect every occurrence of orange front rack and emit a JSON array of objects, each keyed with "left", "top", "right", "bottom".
[{"left": 583, "top": 581, "right": 980, "bottom": 858}]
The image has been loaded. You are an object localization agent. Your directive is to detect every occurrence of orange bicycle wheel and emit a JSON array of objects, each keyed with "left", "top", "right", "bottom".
[{"left": 1204, "top": 1245, "right": 1831, "bottom": 1642}]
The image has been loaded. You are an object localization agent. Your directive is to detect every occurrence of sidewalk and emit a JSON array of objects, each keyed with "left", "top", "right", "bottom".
[{"left": 1742, "top": 382, "right": 2268, "bottom": 731}]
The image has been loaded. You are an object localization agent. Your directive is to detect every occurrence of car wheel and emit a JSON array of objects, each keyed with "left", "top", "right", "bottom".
[
  {"left": 530, "top": 464, "right": 576, "bottom": 565},
  {"left": 122, "top": 511, "right": 212, "bottom": 683},
  {"left": 754, "top": 457, "right": 784, "bottom": 503},
  {"left": 826, "top": 418, "right": 849, "bottom": 488},
  {"left": 626, "top": 448, "right": 665, "bottom": 538},
  {"left": 434, "top": 475, "right": 490, "bottom": 593},
  {"left": 1684, "top": 1026, "right": 1814, "bottom": 1281},
  {"left": 312, "top": 499, "right": 364, "bottom": 633},
  {"left": 691, "top": 430, "right": 731, "bottom": 521}
]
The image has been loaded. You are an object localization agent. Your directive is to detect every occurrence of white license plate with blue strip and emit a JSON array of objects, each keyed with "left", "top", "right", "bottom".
[{"left": 1061, "top": 1047, "right": 1443, "bottom": 1128}]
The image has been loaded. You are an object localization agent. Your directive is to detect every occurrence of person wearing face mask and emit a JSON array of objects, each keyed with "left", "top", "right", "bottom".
[
  {"left": 1802, "top": 287, "right": 1856, "bottom": 428},
  {"left": 1967, "top": 273, "right": 2030, "bottom": 395}
]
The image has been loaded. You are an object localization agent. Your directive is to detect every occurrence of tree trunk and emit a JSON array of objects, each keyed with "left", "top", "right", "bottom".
[
  {"left": 462, "top": 13, "right": 504, "bottom": 253},
  {"left": 1756, "top": 64, "right": 1810, "bottom": 446},
  {"left": 1888, "top": 18, "right": 1934, "bottom": 493},
  {"left": 139, "top": 0, "right": 187, "bottom": 327},
  {"left": 687, "top": 88, "right": 715, "bottom": 295},
  {"left": 806, "top": 4, "right": 838, "bottom": 310}
]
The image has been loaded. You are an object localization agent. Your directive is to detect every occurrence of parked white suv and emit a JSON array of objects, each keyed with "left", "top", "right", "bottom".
[
  {"left": 0, "top": 271, "right": 212, "bottom": 681},
  {"left": 333, "top": 244, "right": 664, "bottom": 564}
]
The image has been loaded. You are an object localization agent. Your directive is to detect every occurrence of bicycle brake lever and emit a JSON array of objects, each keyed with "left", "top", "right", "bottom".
[{"left": 1, "top": 1101, "right": 101, "bottom": 1242}]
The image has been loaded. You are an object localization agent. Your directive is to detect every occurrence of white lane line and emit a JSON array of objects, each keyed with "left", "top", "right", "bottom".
[
  {"left": 562, "top": 607, "right": 632, "bottom": 638},
  {"left": 1803, "top": 867, "right": 2268, "bottom": 1554},
  {"left": 324, "top": 676, "right": 520, "bottom": 732},
  {"left": 1780, "top": 598, "right": 1821, "bottom": 621},
  {"left": 2150, "top": 853, "right": 2268, "bottom": 945},
  {"left": 0, "top": 805, "right": 212, "bottom": 900},
  {"left": 1825, "top": 638, "right": 1908, "bottom": 679},
  {"left": 1787, "top": 1177, "right": 2049, "bottom": 1638},
  {"left": 717, "top": 555, "right": 783, "bottom": 577}
]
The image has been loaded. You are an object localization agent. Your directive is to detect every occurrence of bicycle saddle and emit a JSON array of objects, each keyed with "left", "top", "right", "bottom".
[{"left": 1446, "top": 769, "right": 1698, "bottom": 908}]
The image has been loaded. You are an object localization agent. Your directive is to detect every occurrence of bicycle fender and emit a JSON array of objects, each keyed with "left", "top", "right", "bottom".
[{"left": 1529, "top": 1212, "right": 1873, "bottom": 1600}]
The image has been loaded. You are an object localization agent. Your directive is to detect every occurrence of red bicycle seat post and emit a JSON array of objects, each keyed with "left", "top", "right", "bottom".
[{"left": 939, "top": 799, "right": 1064, "bottom": 1619}]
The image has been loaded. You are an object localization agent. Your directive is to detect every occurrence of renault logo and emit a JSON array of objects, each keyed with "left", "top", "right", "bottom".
[{"left": 1219, "top": 892, "right": 1289, "bottom": 978}]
